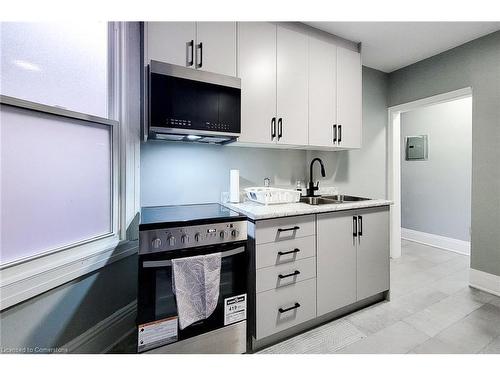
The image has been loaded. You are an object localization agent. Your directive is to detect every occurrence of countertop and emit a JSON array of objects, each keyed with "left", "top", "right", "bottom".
[{"left": 222, "top": 198, "right": 393, "bottom": 221}]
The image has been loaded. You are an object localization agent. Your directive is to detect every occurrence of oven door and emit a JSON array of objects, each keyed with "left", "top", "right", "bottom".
[{"left": 137, "top": 241, "right": 247, "bottom": 353}]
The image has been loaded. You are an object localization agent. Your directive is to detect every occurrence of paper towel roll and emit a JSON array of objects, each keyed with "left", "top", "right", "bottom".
[{"left": 230, "top": 169, "right": 240, "bottom": 203}]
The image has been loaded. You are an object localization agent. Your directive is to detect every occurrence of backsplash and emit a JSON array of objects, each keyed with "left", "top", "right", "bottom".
[{"left": 140, "top": 141, "right": 307, "bottom": 207}]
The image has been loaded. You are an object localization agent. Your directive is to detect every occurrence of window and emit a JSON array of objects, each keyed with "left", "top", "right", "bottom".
[
  {"left": 0, "top": 22, "right": 140, "bottom": 309},
  {"left": 0, "top": 22, "right": 109, "bottom": 117}
]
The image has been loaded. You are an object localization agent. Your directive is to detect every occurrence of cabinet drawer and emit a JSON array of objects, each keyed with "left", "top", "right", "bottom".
[
  {"left": 255, "top": 235, "right": 315, "bottom": 269},
  {"left": 256, "top": 278, "right": 316, "bottom": 340},
  {"left": 256, "top": 257, "right": 316, "bottom": 293},
  {"left": 254, "top": 215, "right": 315, "bottom": 244}
]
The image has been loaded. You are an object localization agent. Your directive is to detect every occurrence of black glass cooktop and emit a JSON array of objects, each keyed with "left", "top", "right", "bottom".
[{"left": 139, "top": 203, "right": 246, "bottom": 230}]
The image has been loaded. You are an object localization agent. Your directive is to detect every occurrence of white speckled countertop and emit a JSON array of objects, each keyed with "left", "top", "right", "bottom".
[{"left": 223, "top": 198, "right": 393, "bottom": 221}]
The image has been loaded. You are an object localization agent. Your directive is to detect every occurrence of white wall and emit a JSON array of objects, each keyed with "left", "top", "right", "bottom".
[{"left": 400, "top": 97, "right": 472, "bottom": 241}]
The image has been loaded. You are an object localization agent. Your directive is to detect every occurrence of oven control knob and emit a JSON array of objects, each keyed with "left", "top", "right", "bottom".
[
  {"left": 167, "top": 235, "right": 176, "bottom": 247},
  {"left": 231, "top": 229, "right": 239, "bottom": 237},
  {"left": 194, "top": 233, "right": 201, "bottom": 242},
  {"left": 220, "top": 230, "right": 228, "bottom": 239},
  {"left": 181, "top": 234, "right": 189, "bottom": 244},
  {"left": 151, "top": 238, "right": 162, "bottom": 249}
]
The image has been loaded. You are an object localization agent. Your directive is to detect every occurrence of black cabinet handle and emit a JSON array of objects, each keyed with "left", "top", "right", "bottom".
[
  {"left": 271, "top": 117, "right": 276, "bottom": 140},
  {"left": 186, "top": 40, "right": 194, "bottom": 66},
  {"left": 278, "top": 248, "right": 300, "bottom": 256},
  {"left": 278, "top": 226, "right": 299, "bottom": 233},
  {"left": 278, "top": 270, "right": 300, "bottom": 279},
  {"left": 277, "top": 118, "right": 283, "bottom": 140},
  {"left": 333, "top": 124, "right": 337, "bottom": 144},
  {"left": 358, "top": 215, "right": 362, "bottom": 237},
  {"left": 338, "top": 125, "right": 342, "bottom": 144},
  {"left": 196, "top": 42, "right": 203, "bottom": 68},
  {"left": 279, "top": 302, "right": 300, "bottom": 314},
  {"left": 353, "top": 216, "right": 357, "bottom": 238}
]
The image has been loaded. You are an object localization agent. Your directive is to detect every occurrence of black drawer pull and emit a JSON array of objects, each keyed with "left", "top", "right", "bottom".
[
  {"left": 278, "top": 270, "right": 300, "bottom": 279},
  {"left": 277, "top": 226, "right": 300, "bottom": 233},
  {"left": 279, "top": 303, "right": 301, "bottom": 314},
  {"left": 278, "top": 248, "right": 300, "bottom": 256}
]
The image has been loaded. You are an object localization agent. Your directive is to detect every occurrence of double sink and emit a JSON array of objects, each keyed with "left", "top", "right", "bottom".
[{"left": 299, "top": 194, "right": 370, "bottom": 206}]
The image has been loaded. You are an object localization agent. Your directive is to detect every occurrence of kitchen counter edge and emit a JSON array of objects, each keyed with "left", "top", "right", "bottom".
[{"left": 222, "top": 199, "right": 393, "bottom": 221}]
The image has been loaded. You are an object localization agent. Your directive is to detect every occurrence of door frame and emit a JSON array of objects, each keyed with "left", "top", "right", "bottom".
[{"left": 387, "top": 87, "right": 472, "bottom": 258}]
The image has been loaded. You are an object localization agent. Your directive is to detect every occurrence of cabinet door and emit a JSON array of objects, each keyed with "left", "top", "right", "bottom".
[
  {"left": 308, "top": 37, "right": 337, "bottom": 147},
  {"left": 276, "top": 26, "right": 309, "bottom": 146},
  {"left": 356, "top": 207, "right": 390, "bottom": 301},
  {"left": 237, "top": 22, "right": 277, "bottom": 144},
  {"left": 145, "top": 22, "right": 196, "bottom": 67},
  {"left": 337, "top": 47, "right": 362, "bottom": 149},
  {"left": 196, "top": 22, "right": 237, "bottom": 76},
  {"left": 317, "top": 211, "right": 357, "bottom": 316}
]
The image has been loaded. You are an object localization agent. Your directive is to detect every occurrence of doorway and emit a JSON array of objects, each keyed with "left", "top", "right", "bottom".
[{"left": 387, "top": 87, "right": 472, "bottom": 259}]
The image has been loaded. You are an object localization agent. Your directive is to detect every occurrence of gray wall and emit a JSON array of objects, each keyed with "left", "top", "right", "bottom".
[
  {"left": 389, "top": 31, "right": 500, "bottom": 276},
  {"left": 401, "top": 97, "right": 472, "bottom": 241},
  {"left": 307, "top": 66, "right": 389, "bottom": 199},
  {"left": 0, "top": 255, "right": 137, "bottom": 351}
]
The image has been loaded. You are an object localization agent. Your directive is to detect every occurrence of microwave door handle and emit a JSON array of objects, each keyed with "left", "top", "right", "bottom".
[
  {"left": 142, "top": 246, "right": 245, "bottom": 268},
  {"left": 186, "top": 40, "right": 194, "bottom": 67}
]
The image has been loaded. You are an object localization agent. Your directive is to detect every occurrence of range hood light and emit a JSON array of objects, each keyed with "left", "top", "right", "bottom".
[{"left": 186, "top": 135, "right": 202, "bottom": 141}]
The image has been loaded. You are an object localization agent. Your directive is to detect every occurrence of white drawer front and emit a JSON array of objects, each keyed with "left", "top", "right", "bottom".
[
  {"left": 254, "top": 215, "right": 315, "bottom": 245},
  {"left": 256, "top": 256, "right": 316, "bottom": 293},
  {"left": 255, "top": 235, "right": 315, "bottom": 269},
  {"left": 256, "top": 278, "right": 316, "bottom": 340}
]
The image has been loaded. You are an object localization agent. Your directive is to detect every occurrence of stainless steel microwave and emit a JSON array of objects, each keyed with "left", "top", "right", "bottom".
[{"left": 147, "top": 60, "right": 241, "bottom": 144}]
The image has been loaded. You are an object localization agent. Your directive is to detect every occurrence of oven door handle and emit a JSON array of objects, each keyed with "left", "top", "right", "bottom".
[{"left": 142, "top": 246, "right": 245, "bottom": 268}]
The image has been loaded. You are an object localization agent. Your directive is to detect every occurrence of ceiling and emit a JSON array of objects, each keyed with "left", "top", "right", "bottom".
[{"left": 305, "top": 22, "right": 500, "bottom": 73}]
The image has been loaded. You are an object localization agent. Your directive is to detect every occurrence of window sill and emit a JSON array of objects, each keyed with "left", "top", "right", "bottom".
[{"left": 0, "top": 237, "right": 138, "bottom": 310}]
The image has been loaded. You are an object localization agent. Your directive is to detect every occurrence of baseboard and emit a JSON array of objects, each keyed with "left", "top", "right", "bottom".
[
  {"left": 401, "top": 228, "right": 470, "bottom": 255},
  {"left": 469, "top": 268, "right": 500, "bottom": 297},
  {"left": 63, "top": 300, "right": 137, "bottom": 354}
]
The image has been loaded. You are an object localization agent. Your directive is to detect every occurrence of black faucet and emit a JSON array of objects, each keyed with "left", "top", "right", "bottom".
[{"left": 306, "top": 158, "right": 326, "bottom": 197}]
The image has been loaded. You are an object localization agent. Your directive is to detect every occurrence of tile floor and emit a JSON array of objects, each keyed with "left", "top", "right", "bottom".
[{"left": 259, "top": 240, "right": 500, "bottom": 354}]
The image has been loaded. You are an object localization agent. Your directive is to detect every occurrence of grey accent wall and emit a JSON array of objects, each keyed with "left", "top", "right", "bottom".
[
  {"left": 401, "top": 97, "right": 472, "bottom": 241},
  {"left": 0, "top": 254, "right": 138, "bottom": 351},
  {"left": 389, "top": 31, "right": 500, "bottom": 276},
  {"left": 307, "top": 66, "right": 389, "bottom": 199}
]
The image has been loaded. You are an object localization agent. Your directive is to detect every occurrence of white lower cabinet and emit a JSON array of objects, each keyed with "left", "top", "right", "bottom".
[
  {"left": 317, "top": 210, "right": 357, "bottom": 316},
  {"left": 316, "top": 206, "right": 390, "bottom": 317},
  {"left": 251, "top": 208, "right": 389, "bottom": 343},
  {"left": 256, "top": 278, "right": 316, "bottom": 340}
]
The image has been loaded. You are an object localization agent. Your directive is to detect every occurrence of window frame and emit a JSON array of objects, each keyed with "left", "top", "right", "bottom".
[{"left": 0, "top": 22, "right": 139, "bottom": 310}]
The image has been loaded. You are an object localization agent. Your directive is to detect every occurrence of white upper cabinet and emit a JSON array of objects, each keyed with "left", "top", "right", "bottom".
[
  {"left": 336, "top": 47, "right": 362, "bottom": 149},
  {"left": 195, "top": 22, "right": 237, "bottom": 76},
  {"left": 146, "top": 22, "right": 196, "bottom": 67},
  {"left": 237, "top": 22, "right": 277, "bottom": 144},
  {"left": 145, "top": 22, "right": 237, "bottom": 76},
  {"left": 276, "top": 26, "right": 309, "bottom": 146},
  {"left": 308, "top": 38, "right": 337, "bottom": 147}
]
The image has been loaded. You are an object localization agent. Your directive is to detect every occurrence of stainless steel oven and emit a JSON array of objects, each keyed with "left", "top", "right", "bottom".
[{"left": 137, "top": 204, "right": 248, "bottom": 354}]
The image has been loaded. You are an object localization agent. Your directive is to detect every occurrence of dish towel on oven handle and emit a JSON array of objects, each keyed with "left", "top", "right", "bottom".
[{"left": 171, "top": 252, "right": 222, "bottom": 330}]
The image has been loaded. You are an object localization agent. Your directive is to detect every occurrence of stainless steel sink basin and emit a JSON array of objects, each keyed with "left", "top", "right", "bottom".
[
  {"left": 299, "top": 197, "right": 338, "bottom": 205},
  {"left": 300, "top": 194, "right": 370, "bottom": 205}
]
